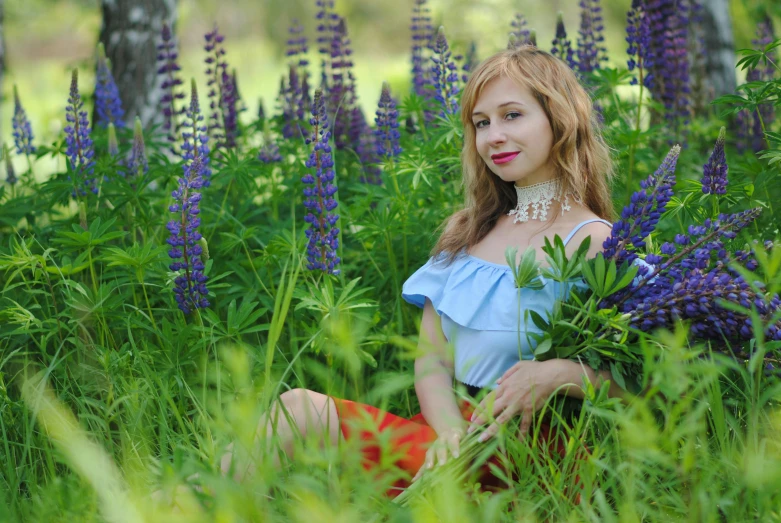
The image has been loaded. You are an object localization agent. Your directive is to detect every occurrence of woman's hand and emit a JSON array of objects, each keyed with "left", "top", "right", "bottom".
[
  {"left": 412, "top": 425, "right": 466, "bottom": 482},
  {"left": 467, "top": 360, "right": 565, "bottom": 442}
]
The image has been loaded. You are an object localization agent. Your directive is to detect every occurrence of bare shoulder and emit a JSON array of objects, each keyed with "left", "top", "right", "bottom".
[{"left": 564, "top": 214, "right": 613, "bottom": 258}]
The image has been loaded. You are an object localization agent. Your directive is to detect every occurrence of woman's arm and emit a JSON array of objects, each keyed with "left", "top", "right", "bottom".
[{"left": 414, "top": 299, "right": 467, "bottom": 435}]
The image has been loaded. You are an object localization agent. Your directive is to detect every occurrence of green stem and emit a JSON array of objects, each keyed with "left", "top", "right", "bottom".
[
  {"left": 87, "top": 246, "right": 98, "bottom": 294},
  {"left": 207, "top": 178, "right": 233, "bottom": 243}
]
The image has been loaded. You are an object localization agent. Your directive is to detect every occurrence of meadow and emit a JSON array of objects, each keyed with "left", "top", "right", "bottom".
[{"left": 1, "top": 1, "right": 781, "bottom": 521}]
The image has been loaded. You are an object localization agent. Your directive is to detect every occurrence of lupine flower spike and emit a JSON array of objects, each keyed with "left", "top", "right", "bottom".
[
  {"left": 157, "top": 22, "right": 185, "bottom": 150},
  {"left": 509, "top": 14, "right": 531, "bottom": 48},
  {"left": 286, "top": 19, "right": 309, "bottom": 69},
  {"left": 204, "top": 24, "right": 236, "bottom": 148},
  {"left": 626, "top": 0, "right": 654, "bottom": 88},
  {"left": 551, "top": 13, "right": 577, "bottom": 70},
  {"left": 12, "top": 85, "right": 35, "bottom": 156},
  {"left": 431, "top": 26, "right": 460, "bottom": 117},
  {"left": 302, "top": 89, "right": 340, "bottom": 274},
  {"left": 374, "top": 82, "right": 402, "bottom": 160},
  {"left": 64, "top": 69, "right": 97, "bottom": 196},
  {"left": 410, "top": 0, "right": 434, "bottom": 98},
  {"left": 576, "top": 0, "right": 607, "bottom": 74},
  {"left": 167, "top": 82, "right": 210, "bottom": 314},
  {"left": 258, "top": 132, "right": 283, "bottom": 163},
  {"left": 94, "top": 43, "right": 125, "bottom": 128},
  {"left": 125, "top": 117, "right": 148, "bottom": 178},
  {"left": 181, "top": 79, "right": 212, "bottom": 187},
  {"left": 701, "top": 127, "right": 727, "bottom": 196},
  {"left": 107, "top": 123, "right": 119, "bottom": 157},
  {"left": 4, "top": 143, "right": 17, "bottom": 186}
]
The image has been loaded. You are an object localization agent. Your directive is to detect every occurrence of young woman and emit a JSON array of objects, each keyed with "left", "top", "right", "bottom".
[{"left": 217, "top": 45, "right": 628, "bottom": 495}]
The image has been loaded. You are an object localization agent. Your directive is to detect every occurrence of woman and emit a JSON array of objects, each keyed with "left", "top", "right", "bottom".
[{"left": 219, "top": 45, "right": 626, "bottom": 494}]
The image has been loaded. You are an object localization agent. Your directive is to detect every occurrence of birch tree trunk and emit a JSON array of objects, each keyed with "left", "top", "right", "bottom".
[{"left": 98, "top": 0, "right": 177, "bottom": 128}]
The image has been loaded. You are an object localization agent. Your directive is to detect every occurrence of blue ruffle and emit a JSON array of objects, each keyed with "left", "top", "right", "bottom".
[{"left": 401, "top": 253, "right": 655, "bottom": 332}]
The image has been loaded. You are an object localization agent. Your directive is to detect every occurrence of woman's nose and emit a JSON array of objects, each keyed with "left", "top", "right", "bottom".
[{"left": 487, "top": 126, "right": 506, "bottom": 145}]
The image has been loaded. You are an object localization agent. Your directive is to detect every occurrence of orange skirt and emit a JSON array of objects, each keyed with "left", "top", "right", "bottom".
[{"left": 331, "top": 397, "right": 585, "bottom": 499}]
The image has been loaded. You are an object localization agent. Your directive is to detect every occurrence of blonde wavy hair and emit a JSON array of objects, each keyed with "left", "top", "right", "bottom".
[{"left": 432, "top": 45, "right": 615, "bottom": 264}]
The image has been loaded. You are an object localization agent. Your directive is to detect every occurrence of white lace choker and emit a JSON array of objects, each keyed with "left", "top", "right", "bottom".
[{"left": 507, "top": 178, "right": 579, "bottom": 223}]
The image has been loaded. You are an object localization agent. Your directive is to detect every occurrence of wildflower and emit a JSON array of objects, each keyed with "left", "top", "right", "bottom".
[
  {"left": 602, "top": 145, "right": 680, "bottom": 267},
  {"left": 64, "top": 69, "right": 97, "bottom": 195},
  {"left": 107, "top": 123, "right": 119, "bottom": 157},
  {"left": 258, "top": 133, "right": 283, "bottom": 163},
  {"left": 94, "top": 43, "right": 125, "bottom": 128},
  {"left": 701, "top": 127, "right": 727, "bottom": 195},
  {"left": 352, "top": 107, "right": 382, "bottom": 185},
  {"left": 286, "top": 19, "right": 309, "bottom": 68},
  {"left": 4, "top": 143, "right": 17, "bottom": 185},
  {"left": 302, "top": 89, "right": 340, "bottom": 274},
  {"left": 551, "top": 13, "right": 577, "bottom": 69},
  {"left": 12, "top": 85, "right": 35, "bottom": 156},
  {"left": 167, "top": 84, "right": 210, "bottom": 314},
  {"left": 625, "top": 0, "right": 654, "bottom": 88},
  {"left": 282, "top": 65, "right": 306, "bottom": 139},
  {"left": 329, "top": 17, "right": 356, "bottom": 149},
  {"left": 576, "top": 0, "right": 607, "bottom": 74},
  {"left": 204, "top": 24, "right": 235, "bottom": 148},
  {"left": 157, "top": 22, "right": 186, "bottom": 150},
  {"left": 125, "top": 117, "right": 148, "bottom": 178},
  {"left": 410, "top": 0, "right": 434, "bottom": 98},
  {"left": 462, "top": 41, "right": 477, "bottom": 83},
  {"left": 431, "top": 26, "right": 460, "bottom": 116},
  {"left": 181, "top": 79, "right": 211, "bottom": 187},
  {"left": 508, "top": 14, "right": 531, "bottom": 48},
  {"left": 374, "top": 82, "right": 402, "bottom": 160},
  {"left": 257, "top": 97, "right": 266, "bottom": 122}
]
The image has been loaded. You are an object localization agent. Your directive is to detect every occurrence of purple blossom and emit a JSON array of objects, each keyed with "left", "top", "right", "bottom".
[
  {"left": 282, "top": 65, "right": 307, "bottom": 139},
  {"left": 509, "top": 14, "right": 531, "bottom": 48},
  {"left": 411, "top": 0, "right": 434, "bottom": 98},
  {"left": 701, "top": 127, "right": 727, "bottom": 195},
  {"left": 603, "top": 145, "right": 680, "bottom": 267},
  {"left": 204, "top": 24, "right": 236, "bottom": 148},
  {"left": 431, "top": 26, "right": 460, "bottom": 116},
  {"left": 374, "top": 82, "right": 402, "bottom": 160},
  {"left": 167, "top": 83, "right": 210, "bottom": 314},
  {"left": 302, "top": 89, "right": 340, "bottom": 274},
  {"left": 125, "top": 117, "right": 148, "bottom": 178},
  {"left": 64, "top": 69, "right": 97, "bottom": 196},
  {"left": 287, "top": 19, "right": 309, "bottom": 68},
  {"left": 157, "top": 23, "right": 186, "bottom": 150},
  {"left": 461, "top": 41, "right": 477, "bottom": 83},
  {"left": 551, "top": 13, "right": 577, "bottom": 69},
  {"left": 352, "top": 107, "right": 382, "bottom": 185},
  {"left": 4, "top": 143, "right": 17, "bottom": 186},
  {"left": 315, "top": 0, "right": 339, "bottom": 91},
  {"left": 576, "top": 0, "right": 607, "bottom": 74},
  {"left": 181, "top": 79, "right": 211, "bottom": 187},
  {"left": 626, "top": 0, "right": 654, "bottom": 89},
  {"left": 258, "top": 133, "right": 283, "bottom": 163},
  {"left": 94, "top": 44, "right": 125, "bottom": 128},
  {"left": 329, "top": 17, "right": 356, "bottom": 149},
  {"left": 12, "top": 85, "right": 35, "bottom": 156}
]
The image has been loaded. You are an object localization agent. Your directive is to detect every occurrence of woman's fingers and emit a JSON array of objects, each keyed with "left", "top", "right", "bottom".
[
  {"left": 496, "top": 362, "right": 521, "bottom": 385},
  {"left": 478, "top": 401, "right": 519, "bottom": 442},
  {"left": 436, "top": 443, "right": 448, "bottom": 467},
  {"left": 413, "top": 447, "right": 436, "bottom": 482},
  {"left": 447, "top": 430, "right": 461, "bottom": 459}
]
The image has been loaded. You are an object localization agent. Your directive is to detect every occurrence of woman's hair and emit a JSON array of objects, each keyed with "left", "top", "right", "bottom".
[{"left": 431, "top": 45, "right": 615, "bottom": 264}]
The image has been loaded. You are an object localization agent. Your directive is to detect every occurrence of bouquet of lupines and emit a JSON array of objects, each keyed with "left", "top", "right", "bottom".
[{"left": 508, "top": 143, "right": 781, "bottom": 393}]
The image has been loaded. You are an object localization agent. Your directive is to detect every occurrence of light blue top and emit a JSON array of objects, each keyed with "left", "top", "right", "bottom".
[{"left": 401, "top": 218, "right": 622, "bottom": 390}]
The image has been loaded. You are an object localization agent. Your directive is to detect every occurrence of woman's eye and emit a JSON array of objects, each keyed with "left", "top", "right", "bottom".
[
  {"left": 475, "top": 119, "right": 489, "bottom": 129},
  {"left": 506, "top": 111, "right": 521, "bottom": 120}
]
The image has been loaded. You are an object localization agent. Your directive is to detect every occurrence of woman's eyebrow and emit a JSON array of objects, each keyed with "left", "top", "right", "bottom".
[{"left": 471, "top": 101, "right": 525, "bottom": 117}]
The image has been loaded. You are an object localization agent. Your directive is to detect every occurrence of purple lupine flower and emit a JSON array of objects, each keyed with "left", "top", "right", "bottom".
[
  {"left": 742, "top": 17, "right": 777, "bottom": 153},
  {"left": 12, "top": 85, "right": 35, "bottom": 156},
  {"left": 701, "top": 127, "right": 727, "bottom": 195},
  {"left": 374, "top": 82, "right": 402, "bottom": 160},
  {"left": 4, "top": 143, "right": 17, "bottom": 186},
  {"left": 282, "top": 65, "right": 307, "bottom": 139},
  {"left": 509, "top": 13, "right": 531, "bottom": 48},
  {"left": 64, "top": 69, "right": 97, "bottom": 196},
  {"left": 181, "top": 79, "right": 211, "bottom": 187},
  {"left": 157, "top": 22, "right": 186, "bottom": 150},
  {"left": 646, "top": 0, "right": 691, "bottom": 138},
  {"left": 287, "top": 19, "right": 309, "bottom": 69},
  {"left": 626, "top": 0, "right": 654, "bottom": 89},
  {"left": 232, "top": 69, "right": 247, "bottom": 117},
  {"left": 302, "top": 89, "right": 340, "bottom": 274},
  {"left": 551, "top": 13, "right": 577, "bottom": 69},
  {"left": 258, "top": 135, "right": 283, "bottom": 163},
  {"left": 603, "top": 145, "right": 680, "bottom": 267},
  {"left": 411, "top": 0, "right": 434, "bottom": 98},
  {"left": 258, "top": 97, "right": 266, "bottom": 121},
  {"left": 204, "top": 24, "right": 234, "bottom": 148},
  {"left": 167, "top": 84, "right": 210, "bottom": 314},
  {"left": 316, "top": 0, "right": 339, "bottom": 91},
  {"left": 107, "top": 123, "right": 119, "bottom": 157},
  {"left": 576, "top": 0, "right": 607, "bottom": 74},
  {"left": 461, "top": 41, "right": 478, "bottom": 83},
  {"left": 300, "top": 70, "right": 312, "bottom": 116},
  {"left": 125, "top": 117, "right": 148, "bottom": 178},
  {"left": 329, "top": 17, "right": 356, "bottom": 149},
  {"left": 430, "top": 26, "right": 460, "bottom": 117},
  {"left": 220, "top": 69, "right": 239, "bottom": 148},
  {"left": 94, "top": 44, "right": 125, "bottom": 128},
  {"left": 352, "top": 107, "right": 382, "bottom": 185}
]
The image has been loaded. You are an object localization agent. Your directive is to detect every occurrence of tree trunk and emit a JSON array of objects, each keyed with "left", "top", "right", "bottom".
[
  {"left": 98, "top": 0, "right": 177, "bottom": 128},
  {"left": 691, "top": 0, "right": 736, "bottom": 112}
]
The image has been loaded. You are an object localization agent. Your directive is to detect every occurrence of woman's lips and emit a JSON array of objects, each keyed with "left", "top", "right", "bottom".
[{"left": 492, "top": 152, "right": 520, "bottom": 165}]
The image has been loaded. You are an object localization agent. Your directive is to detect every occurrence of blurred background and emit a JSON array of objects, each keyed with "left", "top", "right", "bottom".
[{"left": 0, "top": 0, "right": 777, "bottom": 150}]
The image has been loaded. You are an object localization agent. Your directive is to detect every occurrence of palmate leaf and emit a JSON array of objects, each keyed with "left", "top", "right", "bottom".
[
  {"left": 54, "top": 216, "right": 126, "bottom": 249},
  {"left": 581, "top": 253, "right": 638, "bottom": 299}
]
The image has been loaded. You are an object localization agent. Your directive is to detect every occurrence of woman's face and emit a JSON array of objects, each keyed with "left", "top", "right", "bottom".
[{"left": 471, "top": 75, "right": 555, "bottom": 187}]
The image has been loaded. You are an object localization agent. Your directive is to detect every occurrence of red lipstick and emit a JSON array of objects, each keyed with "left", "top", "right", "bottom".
[{"left": 491, "top": 151, "right": 520, "bottom": 165}]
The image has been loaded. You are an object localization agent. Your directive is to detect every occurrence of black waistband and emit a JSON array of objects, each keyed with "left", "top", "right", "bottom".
[{"left": 458, "top": 382, "right": 482, "bottom": 399}]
